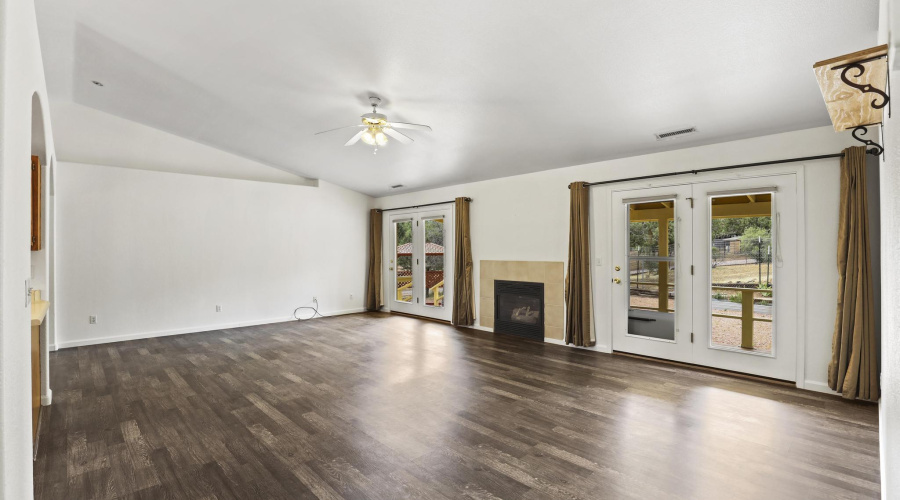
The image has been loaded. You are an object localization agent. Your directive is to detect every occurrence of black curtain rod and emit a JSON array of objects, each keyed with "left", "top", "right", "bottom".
[
  {"left": 376, "top": 198, "right": 471, "bottom": 213},
  {"left": 574, "top": 152, "right": 848, "bottom": 188}
]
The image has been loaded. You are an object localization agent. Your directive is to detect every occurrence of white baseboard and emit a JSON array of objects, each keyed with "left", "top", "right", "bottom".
[
  {"left": 803, "top": 379, "right": 840, "bottom": 396},
  {"left": 56, "top": 308, "right": 367, "bottom": 349},
  {"left": 470, "top": 327, "right": 611, "bottom": 353},
  {"left": 323, "top": 307, "right": 367, "bottom": 316},
  {"left": 298, "top": 307, "right": 367, "bottom": 319},
  {"left": 544, "top": 337, "right": 611, "bottom": 353}
]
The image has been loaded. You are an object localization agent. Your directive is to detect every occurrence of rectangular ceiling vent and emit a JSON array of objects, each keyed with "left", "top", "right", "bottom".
[
  {"left": 655, "top": 127, "right": 698, "bottom": 141},
  {"left": 390, "top": 184, "right": 404, "bottom": 189}
]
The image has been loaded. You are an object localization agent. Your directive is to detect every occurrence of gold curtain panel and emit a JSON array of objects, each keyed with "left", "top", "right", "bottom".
[
  {"left": 564, "top": 182, "right": 595, "bottom": 347},
  {"left": 452, "top": 197, "right": 475, "bottom": 326},
  {"left": 365, "top": 209, "right": 383, "bottom": 311},
  {"left": 813, "top": 44, "right": 889, "bottom": 132},
  {"left": 828, "top": 146, "right": 879, "bottom": 401}
]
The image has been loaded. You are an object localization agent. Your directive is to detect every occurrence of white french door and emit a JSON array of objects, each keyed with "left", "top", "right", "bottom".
[
  {"left": 386, "top": 208, "right": 453, "bottom": 322},
  {"left": 611, "top": 174, "right": 799, "bottom": 381},
  {"left": 612, "top": 185, "right": 694, "bottom": 363}
]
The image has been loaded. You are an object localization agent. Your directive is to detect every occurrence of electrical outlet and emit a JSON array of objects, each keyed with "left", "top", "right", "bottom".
[
  {"left": 89, "top": 315, "right": 97, "bottom": 325},
  {"left": 216, "top": 305, "right": 222, "bottom": 312}
]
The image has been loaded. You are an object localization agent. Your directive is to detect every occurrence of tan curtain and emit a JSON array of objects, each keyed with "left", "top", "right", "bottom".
[
  {"left": 452, "top": 198, "right": 475, "bottom": 326},
  {"left": 365, "top": 209, "right": 383, "bottom": 311},
  {"left": 828, "top": 146, "right": 878, "bottom": 401},
  {"left": 565, "top": 182, "right": 595, "bottom": 347}
]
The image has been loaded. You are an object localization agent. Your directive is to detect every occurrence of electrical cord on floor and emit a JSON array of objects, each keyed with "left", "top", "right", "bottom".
[{"left": 294, "top": 298, "right": 324, "bottom": 321}]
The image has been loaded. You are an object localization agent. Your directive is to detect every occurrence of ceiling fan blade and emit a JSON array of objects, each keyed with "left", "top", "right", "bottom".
[
  {"left": 384, "top": 127, "right": 413, "bottom": 144},
  {"left": 345, "top": 129, "right": 366, "bottom": 146},
  {"left": 387, "top": 122, "right": 432, "bottom": 132},
  {"left": 315, "top": 124, "right": 365, "bottom": 135}
]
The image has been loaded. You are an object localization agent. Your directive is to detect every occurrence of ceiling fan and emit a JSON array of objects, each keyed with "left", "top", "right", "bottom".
[{"left": 315, "top": 97, "right": 432, "bottom": 154}]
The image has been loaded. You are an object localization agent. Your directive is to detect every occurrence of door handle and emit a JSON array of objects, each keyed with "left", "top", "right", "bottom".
[{"left": 613, "top": 278, "right": 621, "bottom": 284}]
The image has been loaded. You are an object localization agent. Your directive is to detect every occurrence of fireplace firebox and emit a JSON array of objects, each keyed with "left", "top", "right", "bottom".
[{"left": 494, "top": 280, "right": 544, "bottom": 340}]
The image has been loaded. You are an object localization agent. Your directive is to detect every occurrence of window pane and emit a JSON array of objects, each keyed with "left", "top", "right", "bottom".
[
  {"left": 627, "top": 200, "right": 675, "bottom": 341},
  {"left": 395, "top": 220, "right": 413, "bottom": 303},
  {"left": 424, "top": 218, "right": 445, "bottom": 308},
  {"left": 709, "top": 193, "right": 773, "bottom": 353}
]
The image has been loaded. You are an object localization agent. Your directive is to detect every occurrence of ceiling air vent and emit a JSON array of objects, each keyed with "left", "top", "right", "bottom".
[
  {"left": 655, "top": 127, "right": 697, "bottom": 141},
  {"left": 390, "top": 184, "right": 404, "bottom": 189}
]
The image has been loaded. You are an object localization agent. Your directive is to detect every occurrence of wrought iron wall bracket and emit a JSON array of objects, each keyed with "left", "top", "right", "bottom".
[
  {"left": 851, "top": 125, "right": 884, "bottom": 156},
  {"left": 836, "top": 61, "right": 891, "bottom": 112},
  {"left": 829, "top": 55, "right": 891, "bottom": 157}
]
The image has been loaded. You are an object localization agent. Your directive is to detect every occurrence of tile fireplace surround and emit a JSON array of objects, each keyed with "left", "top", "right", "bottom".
[{"left": 479, "top": 260, "right": 565, "bottom": 341}]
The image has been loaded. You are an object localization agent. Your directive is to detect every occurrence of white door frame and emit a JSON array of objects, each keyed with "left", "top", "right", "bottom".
[
  {"left": 601, "top": 165, "right": 807, "bottom": 387},
  {"left": 382, "top": 205, "right": 454, "bottom": 322}
]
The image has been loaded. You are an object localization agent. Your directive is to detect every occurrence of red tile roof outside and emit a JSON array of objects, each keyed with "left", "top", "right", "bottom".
[{"left": 396, "top": 242, "right": 444, "bottom": 255}]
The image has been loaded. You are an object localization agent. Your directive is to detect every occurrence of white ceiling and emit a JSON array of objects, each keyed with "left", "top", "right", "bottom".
[{"left": 36, "top": 1, "right": 879, "bottom": 197}]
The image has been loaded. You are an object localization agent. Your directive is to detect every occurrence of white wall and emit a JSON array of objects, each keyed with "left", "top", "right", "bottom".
[
  {"left": 879, "top": 1, "right": 899, "bottom": 498},
  {"left": 54, "top": 162, "right": 371, "bottom": 348},
  {"left": 0, "top": 0, "right": 57, "bottom": 498},
  {"left": 375, "top": 126, "right": 858, "bottom": 393},
  {"left": 880, "top": 71, "right": 898, "bottom": 499}
]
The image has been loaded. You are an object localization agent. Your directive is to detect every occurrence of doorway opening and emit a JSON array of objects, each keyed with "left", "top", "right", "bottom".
[
  {"left": 611, "top": 174, "right": 798, "bottom": 381},
  {"left": 386, "top": 207, "right": 454, "bottom": 322}
]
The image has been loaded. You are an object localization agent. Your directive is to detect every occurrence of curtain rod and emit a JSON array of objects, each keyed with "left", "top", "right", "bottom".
[
  {"left": 573, "top": 152, "right": 848, "bottom": 188},
  {"left": 376, "top": 198, "right": 472, "bottom": 213}
]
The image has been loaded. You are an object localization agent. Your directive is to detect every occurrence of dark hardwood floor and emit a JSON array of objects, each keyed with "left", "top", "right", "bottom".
[{"left": 34, "top": 312, "right": 880, "bottom": 499}]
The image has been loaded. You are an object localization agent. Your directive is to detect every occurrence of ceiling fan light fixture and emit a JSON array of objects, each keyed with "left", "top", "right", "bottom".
[
  {"left": 361, "top": 128, "right": 377, "bottom": 146},
  {"left": 314, "top": 96, "right": 430, "bottom": 150}
]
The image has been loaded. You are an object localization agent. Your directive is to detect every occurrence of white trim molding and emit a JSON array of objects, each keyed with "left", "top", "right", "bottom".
[
  {"left": 55, "top": 308, "right": 366, "bottom": 349},
  {"left": 803, "top": 380, "right": 840, "bottom": 396}
]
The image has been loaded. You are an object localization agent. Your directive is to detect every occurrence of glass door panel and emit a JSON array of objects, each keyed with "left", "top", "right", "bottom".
[
  {"left": 708, "top": 193, "right": 774, "bottom": 354},
  {"left": 423, "top": 217, "right": 445, "bottom": 308},
  {"left": 394, "top": 219, "right": 414, "bottom": 304},
  {"left": 627, "top": 201, "right": 676, "bottom": 341}
]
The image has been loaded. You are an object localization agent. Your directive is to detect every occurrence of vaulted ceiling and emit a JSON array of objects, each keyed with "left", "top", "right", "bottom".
[{"left": 37, "top": 1, "right": 879, "bottom": 196}]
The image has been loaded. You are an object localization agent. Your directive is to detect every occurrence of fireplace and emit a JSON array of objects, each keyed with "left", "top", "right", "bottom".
[{"left": 494, "top": 280, "right": 544, "bottom": 340}]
